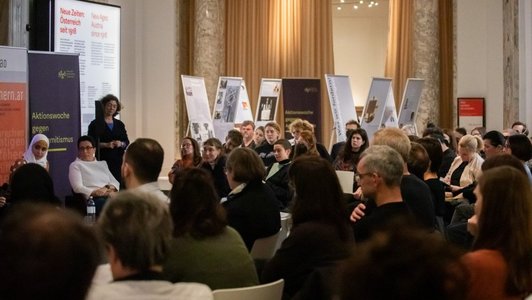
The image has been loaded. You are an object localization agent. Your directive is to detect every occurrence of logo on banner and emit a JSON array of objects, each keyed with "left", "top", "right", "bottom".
[{"left": 58, "top": 69, "right": 76, "bottom": 80}]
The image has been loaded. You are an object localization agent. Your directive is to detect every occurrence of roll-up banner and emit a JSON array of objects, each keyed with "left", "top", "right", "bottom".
[
  {"left": 360, "top": 77, "right": 392, "bottom": 140},
  {"left": 28, "top": 51, "right": 81, "bottom": 201},
  {"left": 213, "top": 77, "right": 242, "bottom": 140},
  {"left": 234, "top": 80, "right": 254, "bottom": 124},
  {"left": 255, "top": 78, "right": 282, "bottom": 128},
  {"left": 398, "top": 78, "right": 424, "bottom": 133},
  {"left": 181, "top": 75, "right": 215, "bottom": 145},
  {"left": 282, "top": 78, "right": 322, "bottom": 142},
  {"left": 325, "top": 74, "right": 358, "bottom": 143},
  {"left": 0, "top": 46, "right": 28, "bottom": 184}
]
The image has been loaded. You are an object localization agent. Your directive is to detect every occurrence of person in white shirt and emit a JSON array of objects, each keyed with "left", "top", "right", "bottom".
[
  {"left": 121, "top": 138, "right": 169, "bottom": 204},
  {"left": 87, "top": 191, "right": 212, "bottom": 300}
]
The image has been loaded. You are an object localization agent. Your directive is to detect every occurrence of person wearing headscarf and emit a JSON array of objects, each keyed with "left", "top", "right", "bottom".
[{"left": 23, "top": 134, "right": 50, "bottom": 171}]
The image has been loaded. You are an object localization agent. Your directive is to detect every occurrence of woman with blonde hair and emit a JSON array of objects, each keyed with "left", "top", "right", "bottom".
[{"left": 465, "top": 166, "right": 532, "bottom": 299}]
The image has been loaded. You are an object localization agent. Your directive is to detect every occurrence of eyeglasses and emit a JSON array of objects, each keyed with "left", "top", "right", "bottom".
[
  {"left": 355, "top": 172, "right": 373, "bottom": 182},
  {"left": 79, "top": 146, "right": 95, "bottom": 151}
]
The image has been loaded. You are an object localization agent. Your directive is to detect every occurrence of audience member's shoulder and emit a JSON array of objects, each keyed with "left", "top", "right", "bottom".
[{"left": 87, "top": 281, "right": 212, "bottom": 300}]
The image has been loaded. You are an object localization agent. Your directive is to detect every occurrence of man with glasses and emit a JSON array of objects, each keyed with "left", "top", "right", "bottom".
[{"left": 352, "top": 145, "right": 410, "bottom": 242}]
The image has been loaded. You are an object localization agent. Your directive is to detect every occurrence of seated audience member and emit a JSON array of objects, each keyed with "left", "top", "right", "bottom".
[
  {"left": 511, "top": 121, "right": 529, "bottom": 136},
  {"left": 240, "top": 120, "right": 256, "bottom": 148},
  {"left": 340, "top": 225, "right": 468, "bottom": 300},
  {"left": 294, "top": 130, "right": 320, "bottom": 158},
  {"left": 424, "top": 127, "right": 456, "bottom": 178},
  {"left": 407, "top": 142, "right": 430, "bottom": 180},
  {"left": 255, "top": 122, "right": 281, "bottom": 168},
  {"left": 455, "top": 127, "right": 467, "bottom": 144},
  {"left": 23, "top": 133, "right": 50, "bottom": 171},
  {"left": 505, "top": 134, "right": 532, "bottom": 183},
  {"left": 416, "top": 137, "right": 446, "bottom": 232},
  {"left": 87, "top": 191, "right": 212, "bottom": 300},
  {"left": 254, "top": 126, "right": 266, "bottom": 147},
  {"left": 9, "top": 163, "right": 61, "bottom": 207},
  {"left": 201, "top": 138, "right": 230, "bottom": 199},
  {"left": 0, "top": 203, "right": 101, "bottom": 300},
  {"left": 351, "top": 145, "right": 411, "bottom": 242},
  {"left": 223, "top": 129, "right": 243, "bottom": 154},
  {"left": 163, "top": 168, "right": 259, "bottom": 289},
  {"left": 330, "top": 120, "right": 360, "bottom": 161},
  {"left": 333, "top": 128, "right": 369, "bottom": 173},
  {"left": 443, "top": 134, "right": 484, "bottom": 198},
  {"left": 464, "top": 166, "right": 532, "bottom": 299},
  {"left": 69, "top": 135, "right": 119, "bottom": 215},
  {"left": 470, "top": 127, "right": 486, "bottom": 137},
  {"left": 446, "top": 154, "right": 528, "bottom": 249},
  {"left": 351, "top": 128, "right": 435, "bottom": 231},
  {"left": 0, "top": 159, "right": 26, "bottom": 217},
  {"left": 122, "top": 138, "right": 168, "bottom": 203},
  {"left": 265, "top": 139, "right": 293, "bottom": 210},
  {"left": 223, "top": 148, "right": 281, "bottom": 250},
  {"left": 482, "top": 130, "right": 505, "bottom": 159},
  {"left": 289, "top": 118, "right": 331, "bottom": 161},
  {"left": 168, "top": 137, "right": 202, "bottom": 184},
  {"left": 262, "top": 156, "right": 354, "bottom": 299},
  {"left": 442, "top": 128, "right": 458, "bottom": 152}
]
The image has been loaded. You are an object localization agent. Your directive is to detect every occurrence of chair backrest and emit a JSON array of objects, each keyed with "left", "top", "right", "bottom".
[
  {"left": 276, "top": 213, "right": 292, "bottom": 249},
  {"left": 212, "top": 279, "right": 284, "bottom": 300},
  {"left": 250, "top": 229, "right": 282, "bottom": 260}
]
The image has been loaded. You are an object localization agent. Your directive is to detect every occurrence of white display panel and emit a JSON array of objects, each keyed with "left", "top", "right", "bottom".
[{"left": 54, "top": 0, "right": 120, "bottom": 135}]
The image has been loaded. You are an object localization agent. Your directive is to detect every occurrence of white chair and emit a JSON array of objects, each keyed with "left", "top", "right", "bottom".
[
  {"left": 212, "top": 279, "right": 284, "bottom": 300},
  {"left": 276, "top": 213, "right": 292, "bottom": 249},
  {"left": 250, "top": 229, "right": 282, "bottom": 260}
]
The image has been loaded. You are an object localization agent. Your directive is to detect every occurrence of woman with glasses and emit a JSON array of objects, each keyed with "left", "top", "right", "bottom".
[
  {"left": 168, "top": 137, "right": 202, "bottom": 184},
  {"left": 68, "top": 135, "right": 119, "bottom": 215}
]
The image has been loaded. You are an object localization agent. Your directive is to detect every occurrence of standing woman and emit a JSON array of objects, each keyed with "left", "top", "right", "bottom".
[
  {"left": 88, "top": 94, "right": 129, "bottom": 184},
  {"left": 465, "top": 166, "right": 532, "bottom": 299},
  {"left": 23, "top": 134, "right": 50, "bottom": 171},
  {"left": 168, "top": 137, "right": 202, "bottom": 184},
  {"left": 333, "top": 128, "right": 368, "bottom": 172}
]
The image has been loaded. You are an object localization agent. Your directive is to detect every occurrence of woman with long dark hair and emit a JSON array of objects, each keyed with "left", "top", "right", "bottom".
[
  {"left": 262, "top": 156, "right": 354, "bottom": 299},
  {"left": 168, "top": 137, "right": 202, "bottom": 184},
  {"left": 333, "top": 128, "right": 369, "bottom": 172},
  {"left": 163, "top": 168, "right": 258, "bottom": 289}
]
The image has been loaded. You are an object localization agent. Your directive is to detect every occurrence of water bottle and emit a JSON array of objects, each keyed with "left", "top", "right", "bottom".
[{"left": 86, "top": 196, "right": 96, "bottom": 224}]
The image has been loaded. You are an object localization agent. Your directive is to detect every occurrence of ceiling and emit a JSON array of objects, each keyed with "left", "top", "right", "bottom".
[{"left": 331, "top": 0, "right": 389, "bottom": 18}]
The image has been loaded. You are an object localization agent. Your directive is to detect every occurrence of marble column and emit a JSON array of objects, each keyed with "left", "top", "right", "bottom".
[
  {"left": 503, "top": 0, "right": 519, "bottom": 127},
  {"left": 193, "top": 0, "right": 224, "bottom": 109},
  {"left": 412, "top": 0, "right": 440, "bottom": 132}
]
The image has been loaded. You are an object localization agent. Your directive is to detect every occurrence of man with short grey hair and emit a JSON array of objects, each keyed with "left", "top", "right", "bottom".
[
  {"left": 352, "top": 145, "right": 410, "bottom": 242},
  {"left": 87, "top": 191, "right": 212, "bottom": 300}
]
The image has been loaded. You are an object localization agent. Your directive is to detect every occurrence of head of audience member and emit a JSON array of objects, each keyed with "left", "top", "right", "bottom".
[
  {"left": 289, "top": 119, "right": 314, "bottom": 141},
  {"left": 273, "top": 139, "right": 291, "bottom": 162},
  {"left": 225, "top": 147, "right": 265, "bottom": 189},
  {"left": 295, "top": 130, "right": 319, "bottom": 156},
  {"left": 442, "top": 128, "right": 458, "bottom": 151},
  {"left": 471, "top": 166, "right": 532, "bottom": 296},
  {"left": 481, "top": 153, "right": 528, "bottom": 174},
  {"left": 470, "top": 127, "right": 486, "bottom": 137},
  {"left": 288, "top": 156, "right": 351, "bottom": 240},
  {"left": 422, "top": 125, "right": 443, "bottom": 137},
  {"left": 457, "top": 134, "right": 483, "bottom": 162},
  {"left": 170, "top": 168, "right": 227, "bottom": 239},
  {"left": 224, "top": 129, "right": 243, "bottom": 154},
  {"left": 292, "top": 143, "right": 309, "bottom": 159},
  {"left": 100, "top": 94, "right": 121, "bottom": 117},
  {"left": 347, "top": 128, "right": 368, "bottom": 154},
  {"left": 482, "top": 130, "right": 505, "bottom": 159},
  {"left": 180, "top": 136, "right": 201, "bottom": 165},
  {"left": 264, "top": 122, "right": 281, "bottom": 145},
  {"left": 345, "top": 119, "right": 360, "bottom": 131},
  {"left": 122, "top": 138, "right": 164, "bottom": 188},
  {"left": 98, "top": 191, "right": 172, "bottom": 279},
  {"left": 0, "top": 203, "right": 101, "bottom": 300},
  {"left": 417, "top": 137, "right": 443, "bottom": 176},
  {"left": 511, "top": 121, "right": 529, "bottom": 136},
  {"left": 455, "top": 127, "right": 467, "bottom": 142},
  {"left": 10, "top": 163, "right": 60, "bottom": 206},
  {"left": 23, "top": 133, "right": 49, "bottom": 169},
  {"left": 240, "top": 120, "right": 255, "bottom": 144},
  {"left": 254, "top": 126, "right": 265, "bottom": 146},
  {"left": 505, "top": 134, "right": 532, "bottom": 162},
  {"left": 77, "top": 135, "right": 97, "bottom": 162},
  {"left": 356, "top": 145, "right": 404, "bottom": 200},
  {"left": 202, "top": 138, "right": 224, "bottom": 165},
  {"left": 340, "top": 225, "right": 468, "bottom": 300},
  {"left": 407, "top": 142, "right": 430, "bottom": 180},
  {"left": 372, "top": 128, "right": 411, "bottom": 164}
]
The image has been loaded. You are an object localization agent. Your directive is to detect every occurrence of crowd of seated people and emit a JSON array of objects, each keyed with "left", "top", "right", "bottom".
[{"left": 0, "top": 117, "right": 530, "bottom": 299}]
